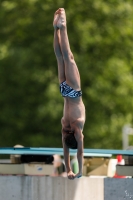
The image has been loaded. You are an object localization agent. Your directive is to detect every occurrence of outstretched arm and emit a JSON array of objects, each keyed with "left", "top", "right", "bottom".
[
  {"left": 62, "top": 132, "right": 75, "bottom": 180},
  {"left": 74, "top": 128, "right": 84, "bottom": 178}
]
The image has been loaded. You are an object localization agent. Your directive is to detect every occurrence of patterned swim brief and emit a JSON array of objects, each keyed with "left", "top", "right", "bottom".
[{"left": 60, "top": 81, "right": 82, "bottom": 98}]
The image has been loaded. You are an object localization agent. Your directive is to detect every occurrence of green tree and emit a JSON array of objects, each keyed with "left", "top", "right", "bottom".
[{"left": 0, "top": 0, "right": 133, "bottom": 149}]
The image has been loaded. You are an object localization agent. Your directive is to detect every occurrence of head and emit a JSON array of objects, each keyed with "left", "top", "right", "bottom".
[{"left": 64, "top": 133, "right": 77, "bottom": 149}]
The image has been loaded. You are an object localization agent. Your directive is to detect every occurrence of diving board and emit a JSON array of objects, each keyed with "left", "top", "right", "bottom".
[{"left": 0, "top": 147, "right": 133, "bottom": 156}]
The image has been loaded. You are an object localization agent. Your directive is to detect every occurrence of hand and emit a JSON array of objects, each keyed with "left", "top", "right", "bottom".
[
  {"left": 74, "top": 173, "right": 82, "bottom": 179},
  {"left": 67, "top": 170, "right": 75, "bottom": 180}
]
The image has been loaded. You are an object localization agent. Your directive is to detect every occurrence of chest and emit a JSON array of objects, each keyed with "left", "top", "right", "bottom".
[
  {"left": 61, "top": 117, "right": 79, "bottom": 133},
  {"left": 61, "top": 117, "right": 73, "bottom": 132}
]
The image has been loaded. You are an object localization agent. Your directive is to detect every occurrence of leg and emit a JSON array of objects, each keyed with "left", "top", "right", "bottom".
[
  {"left": 53, "top": 10, "right": 66, "bottom": 84},
  {"left": 57, "top": 8, "right": 81, "bottom": 91}
]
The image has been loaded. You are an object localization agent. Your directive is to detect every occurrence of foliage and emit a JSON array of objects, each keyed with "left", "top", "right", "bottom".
[{"left": 0, "top": 0, "right": 133, "bottom": 149}]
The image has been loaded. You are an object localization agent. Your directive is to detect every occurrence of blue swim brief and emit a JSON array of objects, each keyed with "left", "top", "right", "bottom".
[{"left": 60, "top": 81, "right": 82, "bottom": 98}]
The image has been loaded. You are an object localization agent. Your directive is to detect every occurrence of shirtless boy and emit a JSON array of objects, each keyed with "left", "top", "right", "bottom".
[{"left": 53, "top": 8, "right": 86, "bottom": 180}]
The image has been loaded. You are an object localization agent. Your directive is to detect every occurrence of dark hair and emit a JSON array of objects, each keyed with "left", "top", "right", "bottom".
[{"left": 64, "top": 133, "right": 77, "bottom": 149}]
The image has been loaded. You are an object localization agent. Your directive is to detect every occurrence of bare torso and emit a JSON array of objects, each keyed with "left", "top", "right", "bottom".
[{"left": 61, "top": 96, "right": 86, "bottom": 133}]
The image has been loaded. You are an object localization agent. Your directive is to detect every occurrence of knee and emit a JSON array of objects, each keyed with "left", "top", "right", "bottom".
[
  {"left": 70, "top": 52, "right": 74, "bottom": 59},
  {"left": 63, "top": 51, "right": 74, "bottom": 61}
]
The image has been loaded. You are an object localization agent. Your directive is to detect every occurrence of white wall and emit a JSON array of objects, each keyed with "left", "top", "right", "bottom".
[{"left": 0, "top": 176, "right": 104, "bottom": 200}]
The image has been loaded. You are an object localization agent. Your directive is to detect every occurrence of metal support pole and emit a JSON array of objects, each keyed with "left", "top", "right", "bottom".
[{"left": 122, "top": 125, "right": 133, "bottom": 150}]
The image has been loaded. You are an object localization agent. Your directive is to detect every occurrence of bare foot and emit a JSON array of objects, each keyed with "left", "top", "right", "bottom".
[
  {"left": 53, "top": 9, "right": 60, "bottom": 29},
  {"left": 57, "top": 8, "right": 66, "bottom": 29}
]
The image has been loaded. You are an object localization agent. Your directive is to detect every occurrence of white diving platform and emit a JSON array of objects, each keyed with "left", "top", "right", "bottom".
[
  {"left": 0, "top": 148, "right": 133, "bottom": 176},
  {"left": 0, "top": 147, "right": 133, "bottom": 156}
]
